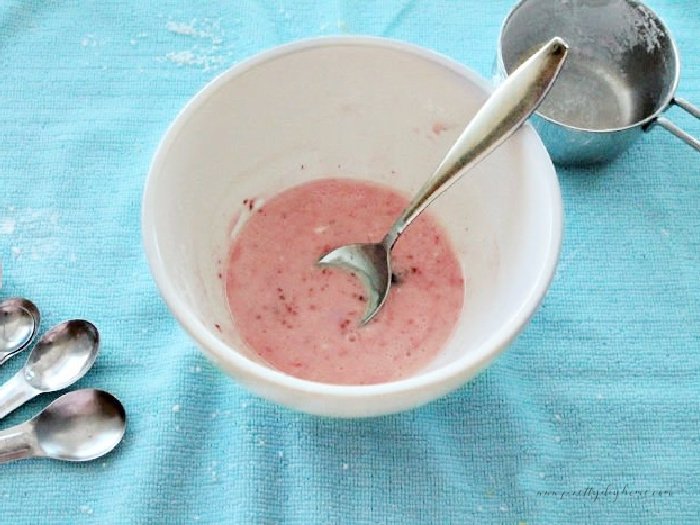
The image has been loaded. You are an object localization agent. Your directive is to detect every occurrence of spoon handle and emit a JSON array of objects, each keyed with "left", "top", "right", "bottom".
[
  {"left": 383, "top": 37, "right": 568, "bottom": 249},
  {"left": 0, "top": 372, "right": 40, "bottom": 420},
  {"left": 0, "top": 423, "right": 36, "bottom": 464}
]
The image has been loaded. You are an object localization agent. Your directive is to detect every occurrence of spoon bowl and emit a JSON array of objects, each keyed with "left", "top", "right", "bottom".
[
  {"left": 0, "top": 320, "right": 100, "bottom": 419},
  {"left": 319, "top": 37, "right": 568, "bottom": 324},
  {"left": 0, "top": 298, "right": 40, "bottom": 365},
  {"left": 33, "top": 389, "right": 126, "bottom": 461},
  {"left": 25, "top": 320, "right": 99, "bottom": 391},
  {"left": 0, "top": 389, "right": 126, "bottom": 464},
  {"left": 317, "top": 243, "right": 390, "bottom": 324}
]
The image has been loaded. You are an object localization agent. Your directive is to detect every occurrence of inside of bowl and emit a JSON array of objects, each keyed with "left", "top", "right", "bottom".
[{"left": 145, "top": 41, "right": 560, "bottom": 383}]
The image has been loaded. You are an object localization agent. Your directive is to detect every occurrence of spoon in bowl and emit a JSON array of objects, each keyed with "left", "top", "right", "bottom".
[
  {"left": 318, "top": 37, "right": 569, "bottom": 324},
  {"left": 0, "top": 389, "right": 125, "bottom": 464},
  {"left": 0, "top": 320, "right": 99, "bottom": 419},
  {"left": 0, "top": 298, "right": 40, "bottom": 366}
]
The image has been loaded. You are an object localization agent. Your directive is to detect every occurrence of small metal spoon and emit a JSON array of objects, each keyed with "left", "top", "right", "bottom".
[
  {"left": 318, "top": 37, "right": 569, "bottom": 324},
  {"left": 0, "top": 389, "right": 125, "bottom": 464},
  {"left": 0, "top": 298, "right": 40, "bottom": 366},
  {"left": 0, "top": 320, "right": 99, "bottom": 419}
]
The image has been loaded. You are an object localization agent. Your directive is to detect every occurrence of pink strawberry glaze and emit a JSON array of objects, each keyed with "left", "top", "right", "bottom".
[{"left": 225, "top": 178, "right": 464, "bottom": 385}]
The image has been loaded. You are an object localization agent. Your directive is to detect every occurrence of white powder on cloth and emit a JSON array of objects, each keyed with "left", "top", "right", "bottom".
[
  {"left": 26, "top": 209, "right": 60, "bottom": 261},
  {"left": 80, "top": 35, "right": 98, "bottom": 47},
  {"left": 162, "top": 18, "right": 226, "bottom": 71},
  {"left": 166, "top": 19, "right": 223, "bottom": 45},
  {"left": 0, "top": 208, "right": 64, "bottom": 262},
  {"left": 164, "top": 50, "right": 224, "bottom": 70},
  {"left": 0, "top": 218, "right": 15, "bottom": 235}
]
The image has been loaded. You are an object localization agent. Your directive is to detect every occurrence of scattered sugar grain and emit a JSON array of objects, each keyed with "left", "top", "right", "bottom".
[{"left": 0, "top": 218, "right": 15, "bottom": 235}]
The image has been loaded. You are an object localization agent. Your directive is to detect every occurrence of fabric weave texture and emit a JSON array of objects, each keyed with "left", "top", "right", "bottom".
[{"left": 0, "top": 1, "right": 698, "bottom": 523}]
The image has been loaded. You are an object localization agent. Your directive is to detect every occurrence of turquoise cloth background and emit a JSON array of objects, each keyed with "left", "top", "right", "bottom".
[{"left": 1, "top": 1, "right": 699, "bottom": 523}]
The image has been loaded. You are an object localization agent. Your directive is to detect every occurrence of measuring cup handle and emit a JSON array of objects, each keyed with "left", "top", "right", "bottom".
[{"left": 656, "top": 98, "right": 700, "bottom": 152}]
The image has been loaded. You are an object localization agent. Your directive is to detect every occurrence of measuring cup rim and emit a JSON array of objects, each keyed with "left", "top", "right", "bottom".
[{"left": 496, "top": 0, "right": 681, "bottom": 134}]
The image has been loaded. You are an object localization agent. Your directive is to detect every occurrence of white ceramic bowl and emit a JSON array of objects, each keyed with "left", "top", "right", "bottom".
[{"left": 142, "top": 36, "right": 562, "bottom": 417}]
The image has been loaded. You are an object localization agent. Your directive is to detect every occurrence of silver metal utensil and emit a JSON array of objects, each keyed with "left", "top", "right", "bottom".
[
  {"left": 0, "top": 389, "right": 125, "bottom": 464},
  {"left": 0, "top": 320, "right": 99, "bottom": 419},
  {"left": 0, "top": 298, "right": 40, "bottom": 366},
  {"left": 318, "top": 37, "right": 568, "bottom": 324},
  {"left": 496, "top": 0, "right": 700, "bottom": 165}
]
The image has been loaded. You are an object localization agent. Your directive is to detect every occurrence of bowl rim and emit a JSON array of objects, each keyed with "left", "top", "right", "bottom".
[{"left": 142, "top": 35, "right": 563, "bottom": 400}]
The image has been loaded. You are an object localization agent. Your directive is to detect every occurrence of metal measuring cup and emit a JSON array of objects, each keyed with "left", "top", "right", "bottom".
[{"left": 495, "top": 0, "right": 700, "bottom": 165}]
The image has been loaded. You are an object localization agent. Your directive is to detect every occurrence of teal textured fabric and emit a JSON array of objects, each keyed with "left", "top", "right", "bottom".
[{"left": 1, "top": 1, "right": 699, "bottom": 523}]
